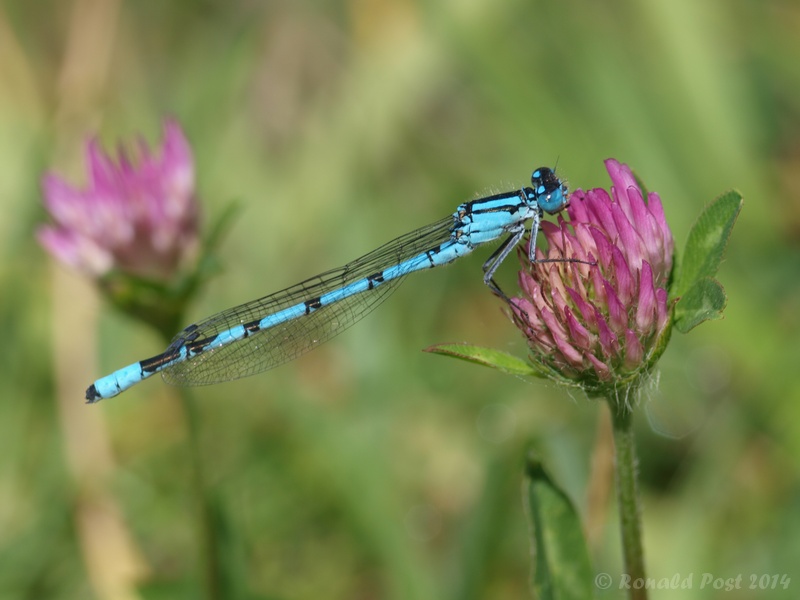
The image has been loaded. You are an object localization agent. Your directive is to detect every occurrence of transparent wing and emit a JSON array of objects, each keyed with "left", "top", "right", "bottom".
[{"left": 162, "top": 215, "right": 456, "bottom": 386}]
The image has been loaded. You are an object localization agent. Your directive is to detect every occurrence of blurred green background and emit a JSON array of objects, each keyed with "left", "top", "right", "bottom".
[{"left": 1, "top": 0, "right": 798, "bottom": 598}]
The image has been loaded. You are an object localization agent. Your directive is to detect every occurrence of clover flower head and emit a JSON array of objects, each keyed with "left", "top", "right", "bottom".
[
  {"left": 38, "top": 119, "right": 199, "bottom": 281},
  {"left": 511, "top": 159, "right": 674, "bottom": 393}
]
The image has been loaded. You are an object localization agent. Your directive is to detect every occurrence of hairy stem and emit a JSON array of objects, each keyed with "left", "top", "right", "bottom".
[{"left": 608, "top": 400, "right": 647, "bottom": 600}]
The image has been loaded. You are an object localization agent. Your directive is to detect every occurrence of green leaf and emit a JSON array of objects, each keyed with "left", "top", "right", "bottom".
[
  {"left": 191, "top": 199, "right": 243, "bottom": 287},
  {"left": 673, "top": 190, "right": 743, "bottom": 299},
  {"left": 423, "top": 343, "right": 541, "bottom": 377},
  {"left": 524, "top": 453, "right": 594, "bottom": 600},
  {"left": 673, "top": 277, "right": 727, "bottom": 333},
  {"left": 204, "top": 199, "right": 243, "bottom": 255}
]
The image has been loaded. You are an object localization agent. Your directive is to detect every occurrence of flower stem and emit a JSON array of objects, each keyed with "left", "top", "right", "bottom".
[
  {"left": 158, "top": 318, "right": 224, "bottom": 600},
  {"left": 608, "top": 399, "right": 648, "bottom": 600},
  {"left": 179, "top": 388, "right": 224, "bottom": 600}
]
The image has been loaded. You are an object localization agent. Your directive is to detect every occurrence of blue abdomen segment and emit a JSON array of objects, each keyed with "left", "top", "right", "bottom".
[{"left": 86, "top": 351, "right": 184, "bottom": 401}]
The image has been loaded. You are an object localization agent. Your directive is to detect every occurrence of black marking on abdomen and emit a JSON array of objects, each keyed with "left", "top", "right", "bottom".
[
  {"left": 86, "top": 384, "right": 100, "bottom": 402},
  {"left": 426, "top": 246, "right": 441, "bottom": 267},
  {"left": 244, "top": 320, "right": 261, "bottom": 336},
  {"left": 186, "top": 335, "right": 218, "bottom": 356},
  {"left": 463, "top": 190, "right": 527, "bottom": 216},
  {"left": 367, "top": 272, "right": 385, "bottom": 289},
  {"left": 305, "top": 297, "right": 322, "bottom": 314},
  {"left": 140, "top": 350, "right": 182, "bottom": 375}
]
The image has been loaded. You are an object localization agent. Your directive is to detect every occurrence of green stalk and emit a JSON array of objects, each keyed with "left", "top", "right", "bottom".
[
  {"left": 608, "top": 399, "right": 647, "bottom": 600},
  {"left": 178, "top": 389, "right": 223, "bottom": 600},
  {"left": 156, "top": 321, "right": 223, "bottom": 600}
]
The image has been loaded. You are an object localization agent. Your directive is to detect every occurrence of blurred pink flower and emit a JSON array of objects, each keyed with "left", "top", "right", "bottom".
[
  {"left": 38, "top": 119, "right": 199, "bottom": 281},
  {"left": 511, "top": 159, "right": 674, "bottom": 391}
]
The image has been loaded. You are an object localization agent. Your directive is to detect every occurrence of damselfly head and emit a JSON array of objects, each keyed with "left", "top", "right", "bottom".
[{"left": 531, "top": 167, "right": 569, "bottom": 214}]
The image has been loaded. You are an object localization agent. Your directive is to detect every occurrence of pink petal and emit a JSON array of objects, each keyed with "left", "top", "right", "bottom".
[
  {"left": 566, "top": 259, "right": 591, "bottom": 292},
  {"left": 635, "top": 261, "right": 657, "bottom": 332},
  {"left": 602, "top": 279, "right": 628, "bottom": 334},
  {"left": 573, "top": 222, "right": 598, "bottom": 261},
  {"left": 639, "top": 210, "right": 667, "bottom": 276},
  {"left": 41, "top": 174, "right": 89, "bottom": 230},
  {"left": 567, "top": 286, "right": 596, "bottom": 329},
  {"left": 585, "top": 188, "right": 618, "bottom": 241},
  {"left": 604, "top": 158, "right": 629, "bottom": 188},
  {"left": 553, "top": 334, "right": 584, "bottom": 367},
  {"left": 611, "top": 200, "right": 644, "bottom": 272},
  {"left": 605, "top": 159, "right": 639, "bottom": 219},
  {"left": 588, "top": 226, "right": 614, "bottom": 268},
  {"left": 87, "top": 139, "right": 117, "bottom": 193},
  {"left": 37, "top": 226, "right": 113, "bottom": 275},
  {"left": 551, "top": 286, "right": 570, "bottom": 320},
  {"left": 541, "top": 306, "right": 584, "bottom": 367},
  {"left": 565, "top": 307, "right": 593, "bottom": 350},
  {"left": 623, "top": 329, "right": 644, "bottom": 369},
  {"left": 625, "top": 185, "right": 650, "bottom": 240},
  {"left": 547, "top": 265, "right": 569, "bottom": 309},
  {"left": 655, "top": 287, "right": 669, "bottom": 333},
  {"left": 594, "top": 308, "right": 620, "bottom": 358},
  {"left": 541, "top": 220, "right": 565, "bottom": 255},
  {"left": 517, "top": 269, "right": 541, "bottom": 304},
  {"left": 591, "top": 266, "right": 607, "bottom": 306},
  {"left": 611, "top": 246, "right": 634, "bottom": 304},
  {"left": 566, "top": 189, "right": 590, "bottom": 224},
  {"left": 586, "top": 353, "right": 612, "bottom": 380},
  {"left": 512, "top": 297, "right": 548, "bottom": 336},
  {"left": 646, "top": 191, "right": 674, "bottom": 256},
  {"left": 556, "top": 218, "right": 584, "bottom": 262}
]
